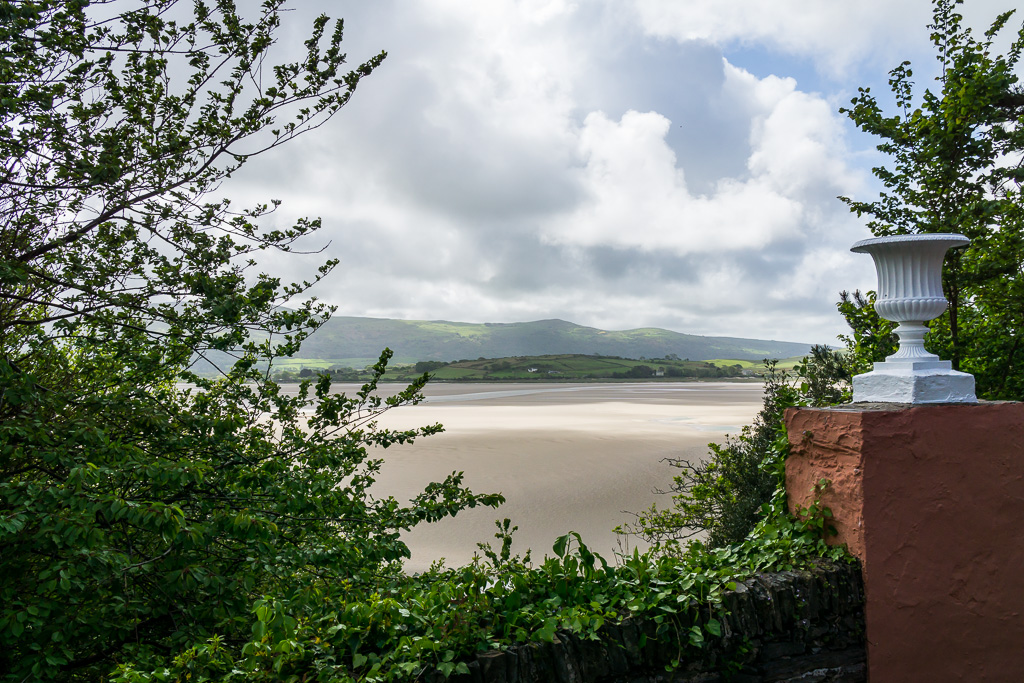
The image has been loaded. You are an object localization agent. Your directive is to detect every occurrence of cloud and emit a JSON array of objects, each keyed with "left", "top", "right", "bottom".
[
  {"left": 537, "top": 60, "right": 865, "bottom": 275},
  {"left": 229, "top": 0, "right": 898, "bottom": 345},
  {"left": 624, "top": 0, "right": 1017, "bottom": 78}
]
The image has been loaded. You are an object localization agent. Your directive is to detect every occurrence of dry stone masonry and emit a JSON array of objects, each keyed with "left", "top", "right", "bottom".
[{"left": 431, "top": 561, "right": 864, "bottom": 683}]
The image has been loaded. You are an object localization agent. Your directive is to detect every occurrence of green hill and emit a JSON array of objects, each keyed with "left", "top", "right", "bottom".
[{"left": 290, "top": 317, "right": 813, "bottom": 368}]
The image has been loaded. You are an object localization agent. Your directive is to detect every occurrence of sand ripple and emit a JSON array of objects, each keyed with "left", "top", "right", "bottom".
[{"left": 364, "top": 382, "right": 763, "bottom": 572}]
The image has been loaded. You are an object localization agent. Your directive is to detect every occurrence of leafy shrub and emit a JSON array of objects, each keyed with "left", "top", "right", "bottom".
[
  {"left": 0, "top": 349, "right": 504, "bottom": 680},
  {"left": 620, "top": 349, "right": 851, "bottom": 550},
  {"left": 624, "top": 364, "right": 655, "bottom": 378},
  {"left": 110, "top": 516, "right": 848, "bottom": 682},
  {"left": 0, "top": 2, "right": 502, "bottom": 679},
  {"left": 836, "top": 290, "right": 898, "bottom": 375},
  {"left": 414, "top": 360, "right": 450, "bottom": 373}
]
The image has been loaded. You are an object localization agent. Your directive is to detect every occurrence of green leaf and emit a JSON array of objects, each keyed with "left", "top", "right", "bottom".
[
  {"left": 552, "top": 533, "right": 570, "bottom": 558},
  {"left": 536, "top": 618, "right": 558, "bottom": 643}
]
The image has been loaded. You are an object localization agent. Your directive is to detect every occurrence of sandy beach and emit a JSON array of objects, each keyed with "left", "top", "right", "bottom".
[{"left": 357, "top": 382, "right": 765, "bottom": 572}]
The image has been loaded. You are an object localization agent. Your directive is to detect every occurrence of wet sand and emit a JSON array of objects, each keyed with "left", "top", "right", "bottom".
[{"left": 362, "top": 382, "right": 764, "bottom": 572}]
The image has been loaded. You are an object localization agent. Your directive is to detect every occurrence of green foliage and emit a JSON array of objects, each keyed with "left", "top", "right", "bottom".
[
  {"left": 407, "top": 354, "right": 744, "bottom": 382},
  {"left": 840, "top": 0, "right": 1024, "bottom": 397},
  {"left": 109, "top": 517, "right": 848, "bottom": 682},
  {"left": 793, "top": 345, "right": 853, "bottom": 407},
  {"left": 619, "top": 362, "right": 796, "bottom": 549},
  {"left": 1, "top": 0, "right": 388, "bottom": 364},
  {"left": 0, "top": 2, "right": 503, "bottom": 679},
  {"left": 0, "top": 3, "right": 857, "bottom": 681},
  {"left": 1, "top": 350, "right": 506, "bottom": 680},
  {"left": 620, "top": 350, "right": 852, "bottom": 550},
  {"left": 836, "top": 290, "right": 899, "bottom": 375},
  {"left": 413, "top": 360, "right": 450, "bottom": 373},
  {"left": 621, "top": 364, "right": 655, "bottom": 378}
]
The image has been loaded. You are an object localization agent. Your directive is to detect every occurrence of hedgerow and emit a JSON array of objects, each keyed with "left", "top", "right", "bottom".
[{"left": 111, "top": 482, "right": 847, "bottom": 682}]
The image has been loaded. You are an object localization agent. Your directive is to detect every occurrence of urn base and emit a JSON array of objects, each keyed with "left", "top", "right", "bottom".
[{"left": 852, "top": 359, "right": 977, "bottom": 404}]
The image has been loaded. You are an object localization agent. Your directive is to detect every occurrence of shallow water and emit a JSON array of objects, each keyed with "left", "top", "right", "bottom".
[{"left": 356, "top": 382, "right": 765, "bottom": 572}]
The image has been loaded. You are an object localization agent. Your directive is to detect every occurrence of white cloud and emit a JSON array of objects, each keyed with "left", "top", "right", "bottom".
[
  {"left": 737, "top": 69, "right": 857, "bottom": 194},
  {"left": 625, "top": 0, "right": 1016, "bottom": 78},
  {"left": 538, "top": 107, "right": 803, "bottom": 253},
  {"left": 231, "top": 0, "right": 909, "bottom": 345},
  {"left": 538, "top": 61, "right": 861, "bottom": 260}
]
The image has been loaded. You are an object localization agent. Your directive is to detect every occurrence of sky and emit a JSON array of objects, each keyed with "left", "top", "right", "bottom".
[{"left": 229, "top": 0, "right": 1020, "bottom": 346}]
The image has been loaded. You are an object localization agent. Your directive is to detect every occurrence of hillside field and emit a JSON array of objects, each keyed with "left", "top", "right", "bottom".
[
  {"left": 289, "top": 317, "right": 814, "bottom": 365},
  {"left": 269, "top": 353, "right": 765, "bottom": 382}
]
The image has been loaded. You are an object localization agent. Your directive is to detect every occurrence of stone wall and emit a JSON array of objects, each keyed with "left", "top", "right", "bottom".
[{"left": 433, "top": 561, "right": 864, "bottom": 683}]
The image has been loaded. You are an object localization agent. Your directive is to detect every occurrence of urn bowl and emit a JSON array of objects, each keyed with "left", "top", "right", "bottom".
[{"left": 850, "top": 234, "right": 970, "bottom": 323}]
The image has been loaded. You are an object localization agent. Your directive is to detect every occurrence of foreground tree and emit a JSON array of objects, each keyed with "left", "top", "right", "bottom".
[
  {"left": 840, "top": 0, "right": 1024, "bottom": 398},
  {"left": 0, "top": 2, "right": 500, "bottom": 679}
]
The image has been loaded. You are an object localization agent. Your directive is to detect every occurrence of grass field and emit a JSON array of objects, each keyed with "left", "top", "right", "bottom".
[
  {"left": 429, "top": 354, "right": 736, "bottom": 381},
  {"left": 267, "top": 357, "right": 418, "bottom": 371},
  {"left": 705, "top": 356, "right": 804, "bottom": 371},
  {"left": 265, "top": 354, "right": 753, "bottom": 382}
]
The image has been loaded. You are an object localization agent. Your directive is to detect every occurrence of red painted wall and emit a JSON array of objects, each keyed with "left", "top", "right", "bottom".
[{"left": 785, "top": 403, "right": 1024, "bottom": 682}]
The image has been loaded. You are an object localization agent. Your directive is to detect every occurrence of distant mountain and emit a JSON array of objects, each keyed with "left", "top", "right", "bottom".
[{"left": 292, "top": 317, "right": 813, "bottom": 365}]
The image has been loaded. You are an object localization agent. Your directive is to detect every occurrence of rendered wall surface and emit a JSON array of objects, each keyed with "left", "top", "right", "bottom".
[{"left": 785, "top": 402, "right": 1024, "bottom": 682}]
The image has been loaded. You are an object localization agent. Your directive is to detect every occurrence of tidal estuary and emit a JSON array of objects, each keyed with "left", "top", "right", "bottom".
[{"left": 351, "top": 381, "right": 765, "bottom": 572}]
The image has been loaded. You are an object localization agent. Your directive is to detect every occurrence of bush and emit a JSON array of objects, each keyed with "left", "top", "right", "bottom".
[
  {"left": 624, "top": 364, "right": 655, "bottom": 378},
  {"left": 0, "top": 3, "right": 502, "bottom": 679},
  {"left": 110, "top": 518, "right": 848, "bottom": 682},
  {"left": 414, "top": 360, "right": 450, "bottom": 373},
  {"left": 620, "top": 348, "right": 851, "bottom": 550}
]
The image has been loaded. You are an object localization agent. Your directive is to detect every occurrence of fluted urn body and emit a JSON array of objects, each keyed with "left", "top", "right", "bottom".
[{"left": 850, "top": 233, "right": 976, "bottom": 403}]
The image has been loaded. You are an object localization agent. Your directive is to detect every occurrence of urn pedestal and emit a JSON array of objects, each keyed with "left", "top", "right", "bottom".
[{"left": 850, "top": 234, "right": 976, "bottom": 404}]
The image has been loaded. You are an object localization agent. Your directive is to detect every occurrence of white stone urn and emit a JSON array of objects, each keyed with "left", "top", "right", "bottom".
[{"left": 850, "top": 233, "right": 976, "bottom": 403}]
